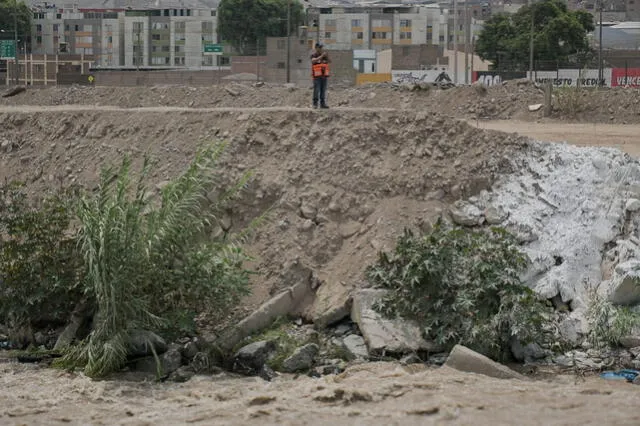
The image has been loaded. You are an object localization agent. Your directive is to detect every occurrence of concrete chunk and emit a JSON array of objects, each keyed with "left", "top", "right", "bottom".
[
  {"left": 351, "top": 289, "right": 440, "bottom": 355},
  {"left": 445, "top": 344, "right": 525, "bottom": 380}
]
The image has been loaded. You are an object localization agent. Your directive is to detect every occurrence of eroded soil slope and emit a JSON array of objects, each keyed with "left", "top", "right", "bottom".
[{"left": 0, "top": 107, "right": 528, "bottom": 326}]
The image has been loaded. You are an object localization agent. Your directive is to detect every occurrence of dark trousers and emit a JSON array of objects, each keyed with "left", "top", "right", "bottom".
[{"left": 313, "top": 77, "right": 328, "bottom": 106}]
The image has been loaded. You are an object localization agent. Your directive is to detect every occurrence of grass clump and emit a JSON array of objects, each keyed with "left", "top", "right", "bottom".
[
  {"left": 1, "top": 142, "right": 261, "bottom": 378},
  {"left": 587, "top": 288, "right": 640, "bottom": 349},
  {"left": 366, "top": 221, "right": 552, "bottom": 361}
]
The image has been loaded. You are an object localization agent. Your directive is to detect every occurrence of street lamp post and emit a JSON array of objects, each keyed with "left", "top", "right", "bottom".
[
  {"left": 286, "top": 0, "right": 291, "bottom": 84},
  {"left": 14, "top": 6, "right": 19, "bottom": 85},
  {"left": 598, "top": 1, "right": 603, "bottom": 86},
  {"left": 529, "top": 0, "right": 534, "bottom": 80}
]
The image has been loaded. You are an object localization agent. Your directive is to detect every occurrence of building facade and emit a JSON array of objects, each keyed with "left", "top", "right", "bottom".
[
  {"left": 30, "top": 5, "right": 218, "bottom": 68},
  {"left": 309, "top": 4, "right": 451, "bottom": 51}
]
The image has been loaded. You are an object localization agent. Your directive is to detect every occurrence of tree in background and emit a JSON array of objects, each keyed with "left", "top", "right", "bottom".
[
  {"left": 218, "top": 0, "right": 304, "bottom": 55},
  {"left": 0, "top": 0, "right": 32, "bottom": 47},
  {"left": 475, "top": 0, "right": 595, "bottom": 71}
]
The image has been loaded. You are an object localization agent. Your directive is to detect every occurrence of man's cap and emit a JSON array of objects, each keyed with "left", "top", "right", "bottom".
[{"left": 315, "top": 42, "right": 323, "bottom": 48}]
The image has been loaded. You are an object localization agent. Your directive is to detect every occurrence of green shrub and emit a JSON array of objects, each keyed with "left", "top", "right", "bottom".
[
  {"left": 0, "top": 182, "right": 82, "bottom": 334},
  {"left": 587, "top": 288, "right": 640, "bottom": 349},
  {"left": 366, "top": 222, "right": 551, "bottom": 360},
  {"left": 58, "top": 143, "right": 258, "bottom": 377}
]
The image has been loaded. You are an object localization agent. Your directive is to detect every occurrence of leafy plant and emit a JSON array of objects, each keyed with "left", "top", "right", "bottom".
[
  {"left": 61, "top": 143, "right": 257, "bottom": 377},
  {"left": 0, "top": 182, "right": 81, "bottom": 335},
  {"left": 217, "top": 0, "right": 304, "bottom": 55},
  {"left": 475, "top": 0, "right": 594, "bottom": 71},
  {"left": 586, "top": 288, "right": 640, "bottom": 349},
  {"left": 366, "top": 222, "right": 551, "bottom": 360},
  {"left": 554, "top": 84, "right": 586, "bottom": 118}
]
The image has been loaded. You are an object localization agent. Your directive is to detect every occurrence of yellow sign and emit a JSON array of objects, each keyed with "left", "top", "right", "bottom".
[{"left": 88, "top": 75, "right": 95, "bottom": 83}]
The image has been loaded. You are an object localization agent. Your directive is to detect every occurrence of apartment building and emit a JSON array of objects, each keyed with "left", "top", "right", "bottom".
[
  {"left": 122, "top": 8, "right": 218, "bottom": 68},
  {"left": 30, "top": 4, "right": 218, "bottom": 68},
  {"left": 31, "top": 6, "right": 122, "bottom": 66},
  {"left": 308, "top": 4, "right": 451, "bottom": 51}
]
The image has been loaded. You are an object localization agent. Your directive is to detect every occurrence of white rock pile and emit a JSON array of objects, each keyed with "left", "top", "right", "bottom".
[{"left": 450, "top": 141, "right": 640, "bottom": 343}]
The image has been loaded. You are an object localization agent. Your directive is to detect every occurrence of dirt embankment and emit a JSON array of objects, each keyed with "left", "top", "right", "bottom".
[
  {"left": 0, "top": 108, "right": 529, "bottom": 328},
  {"left": 2, "top": 83, "right": 640, "bottom": 124}
]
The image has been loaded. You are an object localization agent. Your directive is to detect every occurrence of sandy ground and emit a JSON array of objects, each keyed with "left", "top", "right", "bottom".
[
  {"left": 2, "top": 102, "right": 640, "bottom": 425},
  {"left": 476, "top": 120, "right": 640, "bottom": 157},
  {"left": 1, "top": 361, "right": 639, "bottom": 426}
]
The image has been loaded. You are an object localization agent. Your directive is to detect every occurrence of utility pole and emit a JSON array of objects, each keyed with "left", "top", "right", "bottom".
[
  {"left": 598, "top": 0, "right": 603, "bottom": 86},
  {"left": 464, "top": 2, "right": 469, "bottom": 84},
  {"left": 529, "top": 0, "right": 534, "bottom": 80},
  {"left": 14, "top": 5, "right": 19, "bottom": 85},
  {"left": 453, "top": 0, "right": 458, "bottom": 85},
  {"left": 286, "top": 0, "right": 291, "bottom": 84}
]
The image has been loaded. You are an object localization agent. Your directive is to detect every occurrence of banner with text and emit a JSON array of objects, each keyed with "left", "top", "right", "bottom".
[
  {"left": 472, "top": 71, "right": 527, "bottom": 86},
  {"left": 611, "top": 68, "right": 640, "bottom": 87},
  {"left": 526, "top": 69, "right": 612, "bottom": 87},
  {"left": 392, "top": 70, "right": 448, "bottom": 84}
]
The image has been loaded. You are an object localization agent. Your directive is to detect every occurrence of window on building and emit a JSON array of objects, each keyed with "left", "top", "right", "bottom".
[
  {"left": 439, "top": 35, "right": 445, "bottom": 42},
  {"left": 83, "top": 48, "right": 93, "bottom": 55},
  {"left": 56, "top": 13, "right": 61, "bottom": 19},
  {"left": 372, "top": 32, "right": 388, "bottom": 39},
  {"left": 36, "top": 35, "right": 42, "bottom": 44},
  {"left": 220, "top": 56, "right": 230, "bottom": 65},
  {"left": 400, "top": 31, "right": 411, "bottom": 39},
  {"left": 36, "top": 24, "right": 42, "bottom": 32},
  {"left": 372, "top": 19, "right": 390, "bottom": 27},
  {"left": 402, "top": 46, "right": 410, "bottom": 56},
  {"left": 64, "top": 24, "right": 69, "bottom": 31},
  {"left": 352, "top": 31, "right": 364, "bottom": 40},
  {"left": 107, "top": 36, "right": 113, "bottom": 44},
  {"left": 324, "top": 32, "right": 332, "bottom": 39},
  {"left": 175, "top": 45, "right": 182, "bottom": 53},
  {"left": 277, "top": 39, "right": 286, "bottom": 49},
  {"left": 133, "top": 22, "right": 143, "bottom": 31},
  {"left": 152, "top": 34, "right": 160, "bottom": 40},
  {"left": 53, "top": 24, "right": 59, "bottom": 32},
  {"left": 75, "top": 25, "right": 80, "bottom": 31},
  {"left": 351, "top": 19, "right": 362, "bottom": 27},
  {"left": 325, "top": 19, "right": 336, "bottom": 27},
  {"left": 202, "top": 21, "right": 214, "bottom": 32},
  {"left": 162, "top": 45, "right": 170, "bottom": 52},
  {"left": 202, "top": 55, "right": 214, "bottom": 66},
  {"left": 33, "top": 12, "right": 44, "bottom": 19},
  {"left": 175, "top": 22, "right": 186, "bottom": 31},
  {"left": 277, "top": 61, "right": 285, "bottom": 69},
  {"left": 400, "top": 19, "right": 411, "bottom": 27}
]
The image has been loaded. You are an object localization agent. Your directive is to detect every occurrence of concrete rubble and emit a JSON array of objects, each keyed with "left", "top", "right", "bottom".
[
  {"left": 445, "top": 345, "right": 525, "bottom": 380},
  {"left": 351, "top": 289, "right": 440, "bottom": 355}
]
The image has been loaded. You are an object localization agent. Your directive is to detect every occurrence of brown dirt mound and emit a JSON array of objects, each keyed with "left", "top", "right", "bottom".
[
  {"left": 0, "top": 108, "right": 529, "bottom": 329},
  {"left": 1, "top": 83, "right": 639, "bottom": 124}
]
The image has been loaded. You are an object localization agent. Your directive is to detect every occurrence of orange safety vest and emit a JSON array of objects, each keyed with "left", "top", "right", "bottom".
[{"left": 312, "top": 63, "right": 330, "bottom": 78}]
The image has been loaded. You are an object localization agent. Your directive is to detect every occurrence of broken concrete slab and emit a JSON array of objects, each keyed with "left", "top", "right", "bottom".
[
  {"left": 310, "top": 281, "right": 352, "bottom": 329},
  {"left": 608, "top": 260, "right": 640, "bottom": 306},
  {"left": 351, "top": 289, "right": 440, "bottom": 355},
  {"left": 341, "top": 334, "right": 369, "bottom": 360},
  {"left": 449, "top": 200, "right": 484, "bottom": 226},
  {"left": 217, "top": 279, "right": 313, "bottom": 351},
  {"left": 528, "top": 103, "right": 543, "bottom": 112},
  {"left": 445, "top": 344, "right": 525, "bottom": 380}
]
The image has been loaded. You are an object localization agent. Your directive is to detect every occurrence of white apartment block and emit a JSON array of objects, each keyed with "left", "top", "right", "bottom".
[
  {"left": 123, "top": 9, "right": 218, "bottom": 68},
  {"left": 30, "top": 5, "right": 217, "bottom": 68},
  {"left": 311, "top": 5, "right": 451, "bottom": 51}
]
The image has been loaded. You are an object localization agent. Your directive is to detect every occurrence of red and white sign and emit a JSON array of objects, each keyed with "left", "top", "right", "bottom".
[{"left": 611, "top": 68, "right": 640, "bottom": 87}]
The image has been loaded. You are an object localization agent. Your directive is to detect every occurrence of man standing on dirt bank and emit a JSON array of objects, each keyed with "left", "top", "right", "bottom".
[{"left": 311, "top": 43, "right": 330, "bottom": 109}]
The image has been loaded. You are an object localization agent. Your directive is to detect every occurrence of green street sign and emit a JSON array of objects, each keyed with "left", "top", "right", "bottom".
[
  {"left": 204, "top": 43, "right": 223, "bottom": 54},
  {"left": 0, "top": 40, "right": 16, "bottom": 60}
]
